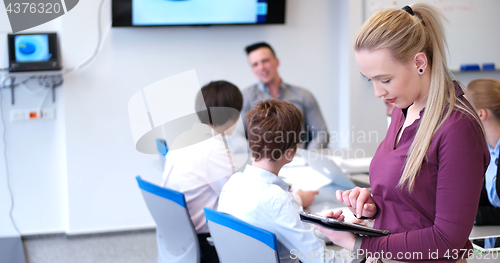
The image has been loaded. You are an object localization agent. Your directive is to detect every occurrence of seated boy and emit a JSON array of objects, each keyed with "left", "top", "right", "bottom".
[
  {"left": 162, "top": 80, "right": 242, "bottom": 263},
  {"left": 218, "top": 99, "right": 340, "bottom": 263}
]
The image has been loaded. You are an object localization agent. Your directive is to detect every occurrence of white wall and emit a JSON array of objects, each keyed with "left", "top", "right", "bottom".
[
  {"left": 454, "top": 72, "right": 500, "bottom": 87},
  {"left": 62, "top": 0, "right": 343, "bottom": 235},
  {"left": 2, "top": 0, "right": 498, "bottom": 236},
  {"left": 0, "top": 6, "right": 67, "bottom": 236},
  {"left": 346, "top": 0, "right": 387, "bottom": 158},
  {"left": 341, "top": 0, "right": 500, "bottom": 158},
  {"left": 0, "top": 0, "right": 346, "bottom": 235}
]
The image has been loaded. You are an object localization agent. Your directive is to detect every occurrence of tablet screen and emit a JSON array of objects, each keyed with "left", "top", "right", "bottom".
[
  {"left": 471, "top": 237, "right": 500, "bottom": 253},
  {"left": 299, "top": 212, "right": 390, "bottom": 237}
]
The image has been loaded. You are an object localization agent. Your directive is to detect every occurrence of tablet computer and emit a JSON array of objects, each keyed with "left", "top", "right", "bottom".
[
  {"left": 300, "top": 212, "right": 390, "bottom": 237},
  {"left": 470, "top": 236, "right": 500, "bottom": 253}
]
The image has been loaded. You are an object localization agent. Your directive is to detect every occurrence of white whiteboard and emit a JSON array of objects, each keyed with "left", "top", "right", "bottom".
[{"left": 364, "top": 0, "right": 500, "bottom": 71}]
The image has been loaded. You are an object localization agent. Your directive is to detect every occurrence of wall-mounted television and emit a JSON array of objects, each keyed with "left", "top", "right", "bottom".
[
  {"left": 112, "top": 0, "right": 286, "bottom": 27},
  {"left": 8, "top": 33, "right": 61, "bottom": 72}
]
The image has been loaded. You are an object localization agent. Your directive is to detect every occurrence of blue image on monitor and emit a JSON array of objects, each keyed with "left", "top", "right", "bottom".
[
  {"left": 132, "top": 0, "right": 256, "bottom": 26},
  {"left": 15, "top": 35, "right": 52, "bottom": 62}
]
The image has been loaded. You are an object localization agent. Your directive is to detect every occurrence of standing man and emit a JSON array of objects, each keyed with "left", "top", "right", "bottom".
[{"left": 241, "top": 42, "right": 329, "bottom": 150}]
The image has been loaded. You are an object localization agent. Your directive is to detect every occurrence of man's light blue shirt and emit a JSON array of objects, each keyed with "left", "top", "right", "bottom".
[
  {"left": 486, "top": 139, "right": 500, "bottom": 207},
  {"left": 241, "top": 81, "right": 329, "bottom": 150}
]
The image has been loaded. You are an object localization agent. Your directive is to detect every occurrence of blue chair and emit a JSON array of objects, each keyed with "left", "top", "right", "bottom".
[
  {"left": 204, "top": 208, "right": 280, "bottom": 263},
  {"left": 155, "top": 139, "right": 168, "bottom": 171},
  {"left": 136, "top": 176, "right": 200, "bottom": 263}
]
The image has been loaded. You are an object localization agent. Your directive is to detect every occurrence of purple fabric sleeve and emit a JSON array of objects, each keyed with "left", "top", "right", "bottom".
[{"left": 361, "top": 113, "right": 489, "bottom": 262}]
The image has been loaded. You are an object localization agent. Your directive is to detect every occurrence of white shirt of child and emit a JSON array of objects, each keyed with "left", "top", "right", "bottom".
[
  {"left": 218, "top": 164, "right": 335, "bottom": 263},
  {"left": 162, "top": 123, "right": 236, "bottom": 233}
]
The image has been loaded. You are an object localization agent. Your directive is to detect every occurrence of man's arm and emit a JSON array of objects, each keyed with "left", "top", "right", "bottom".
[{"left": 302, "top": 90, "right": 329, "bottom": 150}]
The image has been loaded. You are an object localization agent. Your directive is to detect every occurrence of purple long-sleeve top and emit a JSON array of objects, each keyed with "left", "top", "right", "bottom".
[{"left": 361, "top": 82, "right": 490, "bottom": 262}]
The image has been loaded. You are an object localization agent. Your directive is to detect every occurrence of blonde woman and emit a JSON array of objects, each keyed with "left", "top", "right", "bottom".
[
  {"left": 316, "top": 3, "right": 489, "bottom": 262},
  {"left": 466, "top": 78, "right": 500, "bottom": 226}
]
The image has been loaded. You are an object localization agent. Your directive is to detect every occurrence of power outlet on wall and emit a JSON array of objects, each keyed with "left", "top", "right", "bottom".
[
  {"left": 10, "top": 110, "right": 25, "bottom": 122},
  {"left": 9, "top": 109, "right": 56, "bottom": 123},
  {"left": 25, "top": 109, "right": 41, "bottom": 120},
  {"left": 41, "top": 109, "right": 55, "bottom": 119}
]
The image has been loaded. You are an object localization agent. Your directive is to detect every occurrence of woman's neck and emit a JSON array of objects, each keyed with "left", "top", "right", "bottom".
[{"left": 484, "top": 120, "right": 500, "bottom": 149}]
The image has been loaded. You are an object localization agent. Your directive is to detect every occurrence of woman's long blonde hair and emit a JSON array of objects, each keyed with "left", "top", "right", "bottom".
[{"left": 355, "top": 3, "right": 480, "bottom": 192}]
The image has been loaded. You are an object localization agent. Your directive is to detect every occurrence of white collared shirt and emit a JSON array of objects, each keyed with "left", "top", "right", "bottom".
[
  {"left": 162, "top": 123, "right": 236, "bottom": 233},
  {"left": 218, "top": 165, "right": 334, "bottom": 263},
  {"left": 486, "top": 139, "right": 500, "bottom": 207}
]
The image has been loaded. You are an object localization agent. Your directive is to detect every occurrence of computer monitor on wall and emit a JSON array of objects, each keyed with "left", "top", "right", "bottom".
[
  {"left": 7, "top": 33, "right": 61, "bottom": 72},
  {"left": 112, "top": 0, "right": 286, "bottom": 27}
]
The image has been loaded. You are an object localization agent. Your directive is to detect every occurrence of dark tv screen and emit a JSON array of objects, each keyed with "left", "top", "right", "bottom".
[{"left": 112, "top": 0, "right": 286, "bottom": 27}]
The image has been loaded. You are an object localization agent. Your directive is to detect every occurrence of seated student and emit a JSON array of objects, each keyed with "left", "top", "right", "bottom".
[
  {"left": 466, "top": 78, "right": 500, "bottom": 225},
  {"left": 218, "top": 99, "right": 340, "bottom": 263},
  {"left": 162, "top": 81, "right": 243, "bottom": 263}
]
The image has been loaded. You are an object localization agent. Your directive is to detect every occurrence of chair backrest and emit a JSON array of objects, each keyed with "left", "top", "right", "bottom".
[
  {"left": 155, "top": 139, "right": 168, "bottom": 171},
  {"left": 204, "top": 208, "right": 280, "bottom": 263},
  {"left": 136, "top": 176, "right": 199, "bottom": 263},
  {"left": 156, "top": 138, "right": 168, "bottom": 155}
]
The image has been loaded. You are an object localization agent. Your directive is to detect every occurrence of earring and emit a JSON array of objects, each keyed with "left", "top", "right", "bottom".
[{"left": 419, "top": 69, "right": 423, "bottom": 73}]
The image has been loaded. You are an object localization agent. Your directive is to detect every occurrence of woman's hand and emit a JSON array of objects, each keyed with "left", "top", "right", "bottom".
[
  {"left": 313, "top": 210, "right": 356, "bottom": 251},
  {"left": 336, "top": 187, "right": 377, "bottom": 219}
]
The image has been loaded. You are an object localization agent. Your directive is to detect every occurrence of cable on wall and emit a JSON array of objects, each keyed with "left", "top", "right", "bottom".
[
  {"left": 63, "top": 0, "right": 108, "bottom": 74},
  {"left": 0, "top": 0, "right": 107, "bottom": 235},
  {"left": 0, "top": 75, "right": 63, "bottom": 103},
  {"left": 0, "top": 81, "right": 21, "bottom": 235},
  {"left": 2, "top": 0, "right": 108, "bottom": 76},
  {"left": 0, "top": 76, "right": 36, "bottom": 90},
  {"left": 0, "top": 0, "right": 106, "bottom": 239}
]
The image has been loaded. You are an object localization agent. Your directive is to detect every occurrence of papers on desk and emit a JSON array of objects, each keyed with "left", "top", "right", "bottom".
[
  {"left": 323, "top": 156, "right": 372, "bottom": 174},
  {"left": 349, "top": 173, "right": 371, "bottom": 189},
  {"left": 283, "top": 156, "right": 307, "bottom": 167},
  {"left": 328, "top": 156, "right": 343, "bottom": 167},
  {"left": 339, "top": 157, "right": 372, "bottom": 174},
  {"left": 278, "top": 166, "right": 332, "bottom": 191},
  {"left": 279, "top": 154, "right": 372, "bottom": 191}
]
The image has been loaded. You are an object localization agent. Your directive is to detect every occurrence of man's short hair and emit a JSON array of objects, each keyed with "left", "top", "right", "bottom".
[
  {"left": 246, "top": 99, "right": 303, "bottom": 161},
  {"left": 245, "top": 42, "right": 276, "bottom": 57},
  {"left": 195, "top": 81, "right": 243, "bottom": 126}
]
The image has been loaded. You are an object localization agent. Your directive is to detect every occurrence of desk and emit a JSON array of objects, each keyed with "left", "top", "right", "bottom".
[{"left": 468, "top": 226, "right": 500, "bottom": 263}]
